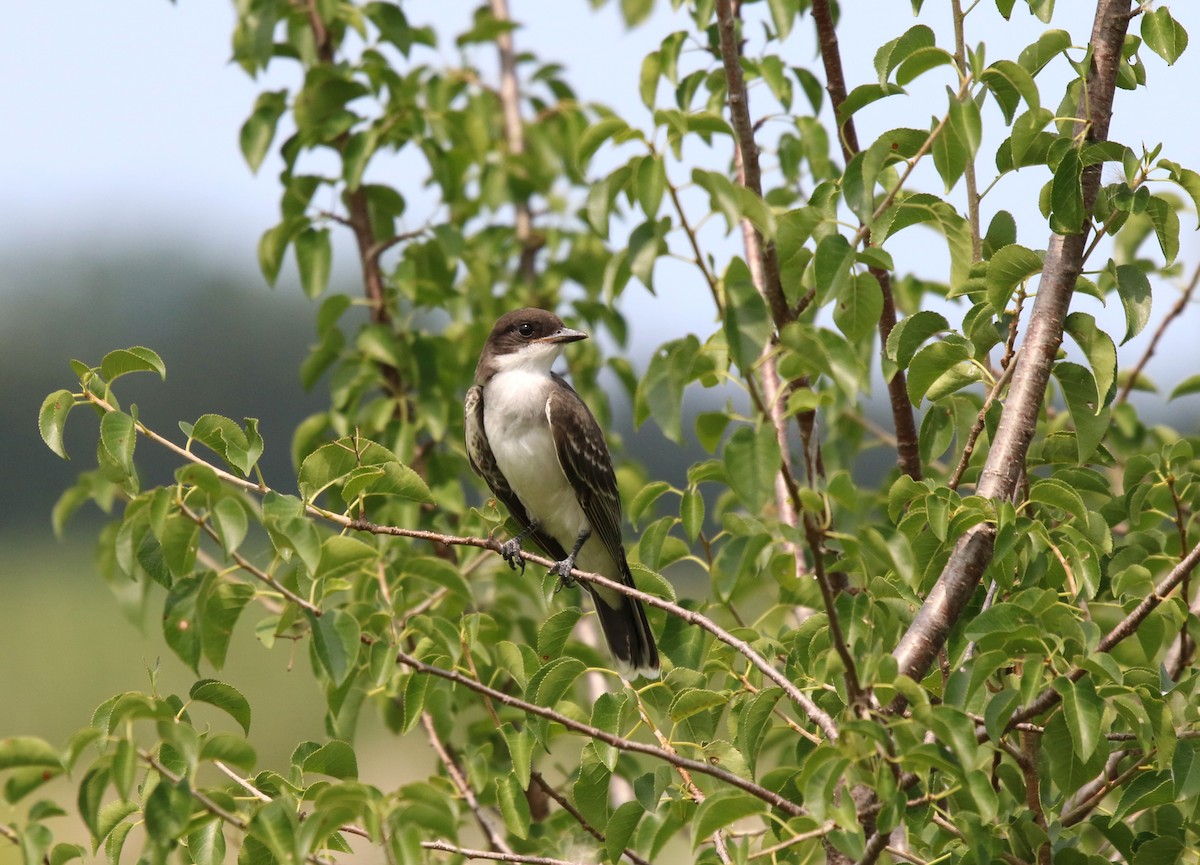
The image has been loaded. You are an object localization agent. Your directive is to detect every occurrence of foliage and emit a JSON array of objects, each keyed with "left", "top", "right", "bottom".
[{"left": 11, "top": 1, "right": 1200, "bottom": 864}]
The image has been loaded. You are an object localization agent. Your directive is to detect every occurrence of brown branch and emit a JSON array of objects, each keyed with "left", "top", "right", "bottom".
[
  {"left": 421, "top": 841, "right": 585, "bottom": 865},
  {"left": 1061, "top": 749, "right": 1143, "bottom": 827},
  {"left": 892, "top": 0, "right": 1134, "bottom": 688},
  {"left": 810, "top": 0, "right": 921, "bottom": 481},
  {"left": 713, "top": 0, "right": 787, "bottom": 326},
  {"left": 81, "top": 387, "right": 838, "bottom": 742},
  {"left": 528, "top": 772, "right": 651, "bottom": 865},
  {"left": 1166, "top": 474, "right": 1196, "bottom": 679},
  {"left": 489, "top": 0, "right": 539, "bottom": 284},
  {"left": 748, "top": 822, "right": 836, "bottom": 860},
  {"left": 421, "top": 712, "right": 513, "bottom": 854},
  {"left": 1021, "top": 731, "right": 1050, "bottom": 865},
  {"left": 950, "top": 0, "right": 982, "bottom": 260},
  {"left": 1009, "top": 536, "right": 1200, "bottom": 727},
  {"left": 395, "top": 649, "right": 806, "bottom": 816},
  {"left": 947, "top": 350, "right": 1020, "bottom": 490},
  {"left": 1117, "top": 260, "right": 1200, "bottom": 404}
]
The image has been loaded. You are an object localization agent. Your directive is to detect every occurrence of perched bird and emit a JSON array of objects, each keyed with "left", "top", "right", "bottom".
[{"left": 465, "top": 308, "right": 659, "bottom": 678}]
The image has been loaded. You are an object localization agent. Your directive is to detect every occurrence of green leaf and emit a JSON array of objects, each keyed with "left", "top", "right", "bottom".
[
  {"left": 680, "top": 488, "right": 705, "bottom": 542},
  {"left": 981, "top": 59, "right": 1040, "bottom": 124},
  {"left": 723, "top": 424, "right": 781, "bottom": 513},
  {"left": 874, "top": 25, "right": 936, "bottom": 83},
  {"left": 100, "top": 411, "right": 136, "bottom": 475},
  {"left": 309, "top": 609, "right": 361, "bottom": 686},
  {"left": 190, "top": 680, "right": 252, "bottom": 735},
  {"left": 1050, "top": 147, "right": 1084, "bottom": 234},
  {"left": 189, "top": 414, "right": 264, "bottom": 477},
  {"left": 1054, "top": 362, "right": 1110, "bottom": 461},
  {"left": 0, "top": 737, "right": 62, "bottom": 770},
  {"left": 240, "top": 90, "right": 287, "bottom": 173},
  {"left": 1028, "top": 478, "right": 1087, "bottom": 521},
  {"left": 164, "top": 576, "right": 203, "bottom": 671},
  {"left": 837, "top": 83, "right": 905, "bottom": 125},
  {"left": 639, "top": 50, "right": 660, "bottom": 110},
  {"left": 258, "top": 216, "right": 306, "bottom": 286},
  {"left": 39, "top": 390, "right": 75, "bottom": 459},
  {"left": 605, "top": 801, "right": 644, "bottom": 865},
  {"left": 501, "top": 724, "right": 535, "bottom": 789},
  {"left": 537, "top": 608, "right": 582, "bottom": 661},
  {"left": 932, "top": 87, "right": 982, "bottom": 192},
  {"left": 577, "top": 116, "right": 631, "bottom": 168},
  {"left": 1113, "top": 263, "right": 1152, "bottom": 344},
  {"left": 1144, "top": 195, "right": 1180, "bottom": 264},
  {"left": 692, "top": 789, "right": 766, "bottom": 847},
  {"left": 495, "top": 773, "right": 531, "bottom": 840},
  {"left": 1018, "top": 29, "right": 1071, "bottom": 76},
  {"left": 886, "top": 310, "right": 949, "bottom": 369},
  {"left": 187, "top": 822, "right": 226, "bottom": 865},
  {"left": 813, "top": 233, "right": 855, "bottom": 302},
  {"left": 1141, "top": 7, "right": 1189, "bottom": 66},
  {"left": 100, "top": 347, "right": 167, "bottom": 382},
  {"left": 1053, "top": 677, "right": 1103, "bottom": 762},
  {"left": 986, "top": 243, "right": 1042, "bottom": 312},
  {"left": 669, "top": 688, "right": 727, "bottom": 722},
  {"left": 247, "top": 799, "right": 300, "bottom": 865},
  {"left": 722, "top": 257, "right": 773, "bottom": 373},
  {"left": 299, "top": 437, "right": 433, "bottom": 504},
  {"left": 634, "top": 335, "right": 700, "bottom": 444},
  {"left": 144, "top": 778, "right": 193, "bottom": 843},
  {"left": 1064, "top": 312, "right": 1117, "bottom": 408},
  {"left": 533, "top": 656, "right": 586, "bottom": 708},
  {"left": 630, "top": 481, "right": 671, "bottom": 527},
  {"left": 834, "top": 271, "right": 883, "bottom": 342},
  {"left": 907, "top": 339, "right": 971, "bottom": 405},
  {"left": 294, "top": 228, "right": 332, "bottom": 299},
  {"left": 199, "top": 733, "right": 257, "bottom": 772},
  {"left": 301, "top": 740, "right": 358, "bottom": 779},
  {"left": 1169, "top": 373, "right": 1200, "bottom": 400}
]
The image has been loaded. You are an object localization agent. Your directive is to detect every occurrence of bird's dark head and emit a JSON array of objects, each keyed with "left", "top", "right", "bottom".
[{"left": 476, "top": 308, "right": 588, "bottom": 381}]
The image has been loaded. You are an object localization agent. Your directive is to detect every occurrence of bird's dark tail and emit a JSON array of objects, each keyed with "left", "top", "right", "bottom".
[{"left": 587, "top": 578, "right": 659, "bottom": 679}]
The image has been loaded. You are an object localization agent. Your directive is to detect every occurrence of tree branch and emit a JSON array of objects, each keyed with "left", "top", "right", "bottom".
[
  {"left": 528, "top": 771, "right": 651, "bottom": 865},
  {"left": 810, "top": 0, "right": 922, "bottom": 482},
  {"left": 395, "top": 649, "right": 806, "bottom": 816},
  {"left": 892, "top": 0, "right": 1134, "bottom": 687},
  {"left": 1117, "top": 260, "right": 1200, "bottom": 405},
  {"left": 1009, "top": 535, "right": 1200, "bottom": 726},
  {"left": 489, "top": 0, "right": 540, "bottom": 284}
]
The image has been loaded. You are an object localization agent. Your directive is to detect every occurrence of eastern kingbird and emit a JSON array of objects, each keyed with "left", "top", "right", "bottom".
[{"left": 465, "top": 308, "right": 660, "bottom": 678}]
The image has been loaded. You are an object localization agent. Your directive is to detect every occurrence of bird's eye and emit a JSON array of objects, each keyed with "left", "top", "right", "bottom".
[{"left": 517, "top": 322, "right": 536, "bottom": 338}]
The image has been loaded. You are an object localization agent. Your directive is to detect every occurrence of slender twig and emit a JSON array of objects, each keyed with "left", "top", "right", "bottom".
[
  {"left": 528, "top": 772, "right": 652, "bottom": 865},
  {"left": 1021, "top": 731, "right": 1050, "bottom": 865},
  {"left": 947, "top": 350, "right": 1021, "bottom": 491},
  {"left": 80, "top": 386, "right": 838, "bottom": 742},
  {"left": 747, "top": 822, "right": 836, "bottom": 860},
  {"left": 395, "top": 650, "right": 806, "bottom": 816},
  {"left": 1117, "top": 260, "right": 1200, "bottom": 404},
  {"left": 950, "top": 0, "right": 982, "bottom": 260},
  {"left": 421, "top": 712, "right": 513, "bottom": 854},
  {"left": 1166, "top": 474, "right": 1195, "bottom": 678},
  {"left": 1008, "top": 536, "right": 1200, "bottom": 727},
  {"left": 420, "top": 842, "right": 584, "bottom": 865},
  {"left": 179, "top": 501, "right": 322, "bottom": 616},
  {"left": 489, "top": 0, "right": 540, "bottom": 284},
  {"left": 1061, "top": 750, "right": 1145, "bottom": 827}
]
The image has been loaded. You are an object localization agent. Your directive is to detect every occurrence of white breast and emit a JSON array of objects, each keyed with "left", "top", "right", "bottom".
[{"left": 483, "top": 370, "right": 590, "bottom": 549}]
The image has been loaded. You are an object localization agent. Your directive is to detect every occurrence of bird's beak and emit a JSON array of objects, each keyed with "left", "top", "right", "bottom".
[{"left": 543, "top": 326, "right": 588, "bottom": 344}]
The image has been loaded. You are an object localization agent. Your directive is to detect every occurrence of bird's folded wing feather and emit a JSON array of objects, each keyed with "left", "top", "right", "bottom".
[
  {"left": 545, "top": 377, "right": 628, "bottom": 574},
  {"left": 465, "top": 385, "right": 568, "bottom": 560}
]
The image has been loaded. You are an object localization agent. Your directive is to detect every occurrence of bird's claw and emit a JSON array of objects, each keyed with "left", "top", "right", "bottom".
[
  {"left": 500, "top": 537, "right": 527, "bottom": 574},
  {"left": 549, "top": 558, "right": 577, "bottom": 592}
]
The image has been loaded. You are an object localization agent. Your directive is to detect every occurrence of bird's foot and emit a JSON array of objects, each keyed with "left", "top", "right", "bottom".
[
  {"left": 549, "top": 556, "right": 577, "bottom": 592},
  {"left": 500, "top": 537, "right": 527, "bottom": 574}
]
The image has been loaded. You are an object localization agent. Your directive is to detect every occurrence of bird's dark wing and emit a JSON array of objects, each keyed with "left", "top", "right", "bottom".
[
  {"left": 464, "top": 385, "right": 568, "bottom": 560},
  {"left": 545, "top": 375, "right": 626, "bottom": 569}
]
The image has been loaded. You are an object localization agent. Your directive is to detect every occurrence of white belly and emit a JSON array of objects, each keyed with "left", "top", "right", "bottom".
[{"left": 483, "top": 370, "right": 591, "bottom": 551}]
